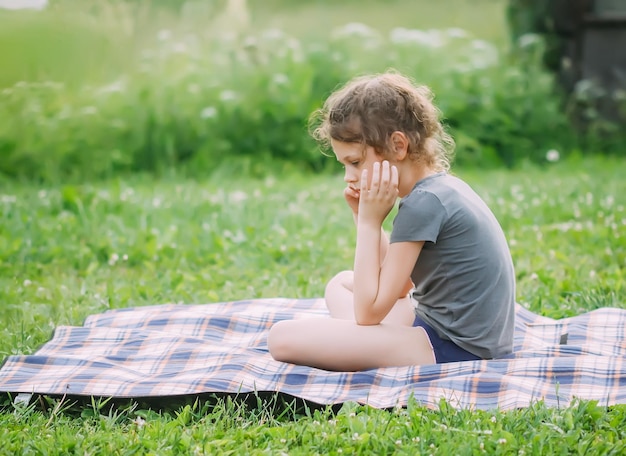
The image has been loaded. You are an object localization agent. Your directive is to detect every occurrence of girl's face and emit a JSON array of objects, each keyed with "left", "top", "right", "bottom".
[{"left": 331, "top": 139, "right": 382, "bottom": 195}]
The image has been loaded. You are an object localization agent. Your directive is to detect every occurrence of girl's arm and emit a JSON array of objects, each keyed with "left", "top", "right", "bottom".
[
  {"left": 352, "top": 162, "right": 422, "bottom": 325},
  {"left": 347, "top": 188, "right": 414, "bottom": 298}
]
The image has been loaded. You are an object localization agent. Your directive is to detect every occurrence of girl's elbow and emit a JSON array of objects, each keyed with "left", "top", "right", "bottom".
[{"left": 354, "top": 311, "right": 382, "bottom": 326}]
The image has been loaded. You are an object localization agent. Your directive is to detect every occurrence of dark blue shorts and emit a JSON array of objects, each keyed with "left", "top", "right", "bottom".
[{"left": 413, "top": 315, "right": 482, "bottom": 364}]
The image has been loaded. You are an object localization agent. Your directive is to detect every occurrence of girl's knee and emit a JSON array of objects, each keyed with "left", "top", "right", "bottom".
[
  {"left": 267, "top": 320, "right": 295, "bottom": 363},
  {"left": 324, "top": 270, "right": 353, "bottom": 293}
]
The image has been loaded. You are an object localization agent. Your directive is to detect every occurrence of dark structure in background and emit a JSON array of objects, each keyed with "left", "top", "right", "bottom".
[{"left": 509, "top": 0, "right": 626, "bottom": 124}]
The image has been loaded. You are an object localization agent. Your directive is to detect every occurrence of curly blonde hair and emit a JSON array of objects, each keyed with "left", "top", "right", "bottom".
[{"left": 310, "top": 71, "right": 455, "bottom": 172}]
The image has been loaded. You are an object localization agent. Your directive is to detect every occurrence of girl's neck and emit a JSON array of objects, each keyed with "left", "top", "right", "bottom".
[{"left": 399, "top": 164, "right": 439, "bottom": 197}]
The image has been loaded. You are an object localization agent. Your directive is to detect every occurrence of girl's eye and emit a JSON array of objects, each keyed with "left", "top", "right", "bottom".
[{"left": 351, "top": 161, "right": 360, "bottom": 167}]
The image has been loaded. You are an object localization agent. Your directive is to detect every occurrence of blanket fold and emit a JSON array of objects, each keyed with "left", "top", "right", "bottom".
[{"left": 0, "top": 298, "right": 625, "bottom": 410}]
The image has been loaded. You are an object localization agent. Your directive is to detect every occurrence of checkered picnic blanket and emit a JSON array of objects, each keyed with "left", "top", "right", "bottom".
[{"left": 1, "top": 298, "right": 625, "bottom": 410}]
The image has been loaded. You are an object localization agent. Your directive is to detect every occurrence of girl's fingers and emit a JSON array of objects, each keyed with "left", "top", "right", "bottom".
[
  {"left": 391, "top": 164, "right": 398, "bottom": 189},
  {"left": 344, "top": 186, "right": 358, "bottom": 199},
  {"left": 361, "top": 161, "right": 397, "bottom": 199},
  {"left": 370, "top": 161, "right": 380, "bottom": 193},
  {"left": 360, "top": 169, "right": 368, "bottom": 194},
  {"left": 380, "top": 161, "right": 390, "bottom": 191}
]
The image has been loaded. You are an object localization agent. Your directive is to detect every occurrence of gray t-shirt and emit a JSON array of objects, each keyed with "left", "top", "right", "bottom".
[{"left": 390, "top": 172, "right": 515, "bottom": 359}]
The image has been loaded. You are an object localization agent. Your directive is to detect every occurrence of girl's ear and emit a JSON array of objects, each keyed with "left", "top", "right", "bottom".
[{"left": 390, "top": 131, "right": 409, "bottom": 160}]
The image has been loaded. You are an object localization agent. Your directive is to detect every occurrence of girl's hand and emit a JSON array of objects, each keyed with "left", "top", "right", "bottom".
[
  {"left": 344, "top": 186, "right": 360, "bottom": 214},
  {"left": 358, "top": 160, "right": 399, "bottom": 225}
]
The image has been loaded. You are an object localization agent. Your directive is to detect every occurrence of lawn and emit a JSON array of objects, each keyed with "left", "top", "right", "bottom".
[{"left": 1, "top": 157, "right": 625, "bottom": 454}]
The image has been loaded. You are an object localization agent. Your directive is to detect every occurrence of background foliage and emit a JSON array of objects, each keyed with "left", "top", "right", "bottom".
[{"left": 1, "top": 0, "right": 622, "bottom": 183}]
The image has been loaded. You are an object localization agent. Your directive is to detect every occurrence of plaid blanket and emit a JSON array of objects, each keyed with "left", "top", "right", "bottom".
[{"left": 1, "top": 298, "right": 625, "bottom": 411}]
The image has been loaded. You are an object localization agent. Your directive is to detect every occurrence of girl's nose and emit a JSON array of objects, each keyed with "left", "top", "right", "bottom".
[{"left": 344, "top": 168, "right": 357, "bottom": 184}]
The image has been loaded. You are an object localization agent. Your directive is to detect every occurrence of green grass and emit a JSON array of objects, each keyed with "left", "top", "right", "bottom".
[{"left": 1, "top": 157, "right": 626, "bottom": 453}]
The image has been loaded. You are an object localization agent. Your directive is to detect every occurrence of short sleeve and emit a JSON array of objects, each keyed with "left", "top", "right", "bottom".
[{"left": 390, "top": 190, "right": 447, "bottom": 244}]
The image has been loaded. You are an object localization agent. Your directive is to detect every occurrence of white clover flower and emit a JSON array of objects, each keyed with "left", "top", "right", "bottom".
[
  {"left": 187, "top": 84, "right": 200, "bottom": 94},
  {"left": 80, "top": 106, "right": 98, "bottom": 116},
  {"left": 157, "top": 29, "right": 172, "bottom": 41},
  {"left": 546, "top": 149, "right": 560, "bottom": 162},
  {"left": 230, "top": 190, "right": 248, "bottom": 203},
  {"left": 332, "top": 22, "right": 382, "bottom": 49},
  {"left": 200, "top": 106, "right": 217, "bottom": 119},
  {"left": 272, "top": 73, "right": 289, "bottom": 86},
  {"left": 517, "top": 33, "right": 542, "bottom": 49},
  {"left": 334, "top": 22, "right": 375, "bottom": 37},
  {"left": 261, "top": 28, "right": 286, "bottom": 41},
  {"left": 242, "top": 36, "right": 258, "bottom": 48},
  {"left": 172, "top": 43, "right": 188, "bottom": 54},
  {"left": 284, "top": 38, "right": 305, "bottom": 61},
  {"left": 98, "top": 79, "right": 126, "bottom": 95},
  {"left": 23, "top": 279, "right": 32, "bottom": 287},
  {"left": 132, "top": 416, "right": 146, "bottom": 428},
  {"left": 468, "top": 39, "right": 499, "bottom": 68},
  {"left": 108, "top": 253, "right": 119, "bottom": 266},
  {"left": 445, "top": 28, "right": 469, "bottom": 39},
  {"left": 0, "top": 0, "right": 47, "bottom": 10},
  {"left": 219, "top": 90, "right": 238, "bottom": 102},
  {"left": 613, "top": 89, "right": 626, "bottom": 101},
  {"left": 389, "top": 28, "right": 445, "bottom": 48}
]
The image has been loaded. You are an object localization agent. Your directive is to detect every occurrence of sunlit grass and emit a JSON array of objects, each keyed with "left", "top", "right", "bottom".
[
  {"left": 1, "top": 157, "right": 624, "bottom": 357},
  {"left": 1, "top": 157, "right": 626, "bottom": 452}
]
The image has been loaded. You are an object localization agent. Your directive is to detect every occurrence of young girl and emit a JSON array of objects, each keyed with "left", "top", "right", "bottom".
[{"left": 268, "top": 72, "right": 515, "bottom": 371}]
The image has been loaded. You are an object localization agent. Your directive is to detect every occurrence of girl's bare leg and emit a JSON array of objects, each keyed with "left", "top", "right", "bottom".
[
  {"left": 324, "top": 270, "right": 415, "bottom": 326},
  {"left": 268, "top": 317, "right": 435, "bottom": 371}
]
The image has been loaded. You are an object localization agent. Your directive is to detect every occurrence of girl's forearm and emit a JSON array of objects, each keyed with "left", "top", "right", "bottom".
[
  {"left": 353, "top": 211, "right": 389, "bottom": 265},
  {"left": 352, "top": 220, "right": 382, "bottom": 324}
]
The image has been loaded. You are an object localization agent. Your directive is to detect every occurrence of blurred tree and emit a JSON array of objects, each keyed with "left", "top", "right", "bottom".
[
  {"left": 507, "top": 0, "right": 592, "bottom": 89},
  {"left": 508, "top": 0, "right": 626, "bottom": 128}
]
